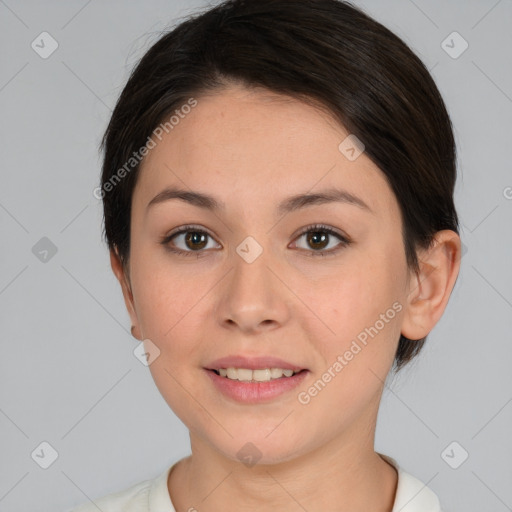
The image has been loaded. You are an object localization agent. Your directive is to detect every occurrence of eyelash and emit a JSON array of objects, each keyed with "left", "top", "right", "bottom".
[{"left": 159, "top": 223, "right": 351, "bottom": 258}]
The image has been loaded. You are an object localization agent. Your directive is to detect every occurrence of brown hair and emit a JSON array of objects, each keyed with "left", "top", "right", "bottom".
[{"left": 99, "top": 0, "right": 459, "bottom": 372}]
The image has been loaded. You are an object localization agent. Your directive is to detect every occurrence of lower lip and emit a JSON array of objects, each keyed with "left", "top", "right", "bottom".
[{"left": 205, "top": 369, "right": 309, "bottom": 404}]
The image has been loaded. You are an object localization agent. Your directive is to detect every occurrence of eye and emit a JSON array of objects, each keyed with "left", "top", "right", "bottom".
[
  {"left": 160, "top": 223, "right": 351, "bottom": 258},
  {"left": 160, "top": 225, "right": 221, "bottom": 257},
  {"left": 291, "top": 224, "right": 351, "bottom": 257}
]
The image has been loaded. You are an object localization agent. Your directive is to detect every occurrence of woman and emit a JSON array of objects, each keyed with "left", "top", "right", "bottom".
[{"left": 71, "top": 0, "right": 460, "bottom": 510}]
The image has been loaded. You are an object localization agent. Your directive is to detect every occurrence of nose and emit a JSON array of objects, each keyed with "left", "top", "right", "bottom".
[{"left": 216, "top": 246, "right": 291, "bottom": 335}]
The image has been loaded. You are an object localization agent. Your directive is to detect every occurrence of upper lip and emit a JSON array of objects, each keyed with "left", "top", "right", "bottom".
[{"left": 205, "top": 355, "right": 306, "bottom": 372}]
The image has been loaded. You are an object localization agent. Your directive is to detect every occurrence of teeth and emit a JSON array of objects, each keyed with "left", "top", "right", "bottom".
[{"left": 215, "top": 367, "right": 300, "bottom": 382}]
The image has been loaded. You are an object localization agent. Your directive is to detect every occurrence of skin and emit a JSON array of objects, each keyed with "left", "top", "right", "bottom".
[{"left": 111, "top": 83, "right": 461, "bottom": 512}]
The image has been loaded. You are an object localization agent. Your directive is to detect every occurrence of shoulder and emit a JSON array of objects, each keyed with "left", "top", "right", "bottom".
[
  {"left": 66, "top": 462, "right": 177, "bottom": 512},
  {"left": 393, "top": 470, "right": 442, "bottom": 512},
  {"left": 66, "top": 463, "right": 176, "bottom": 512},
  {"left": 66, "top": 479, "right": 152, "bottom": 512},
  {"left": 379, "top": 453, "right": 443, "bottom": 512}
]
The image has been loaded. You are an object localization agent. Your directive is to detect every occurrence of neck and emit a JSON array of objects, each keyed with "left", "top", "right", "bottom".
[{"left": 168, "top": 425, "right": 398, "bottom": 512}]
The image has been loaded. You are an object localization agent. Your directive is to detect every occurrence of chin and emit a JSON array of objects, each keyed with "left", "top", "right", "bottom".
[{"left": 208, "top": 428, "right": 309, "bottom": 467}]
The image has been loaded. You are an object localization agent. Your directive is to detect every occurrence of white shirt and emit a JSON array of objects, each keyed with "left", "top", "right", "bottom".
[{"left": 68, "top": 454, "right": 442, "bottom": 512}]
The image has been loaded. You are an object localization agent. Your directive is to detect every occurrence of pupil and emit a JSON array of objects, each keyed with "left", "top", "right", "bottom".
[{"left": 185, "top": 231, "right": 207, "bottom": 250}]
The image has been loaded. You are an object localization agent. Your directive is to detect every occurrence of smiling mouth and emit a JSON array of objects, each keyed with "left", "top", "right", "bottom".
[{"left": 210, "top": 368, "right": 306, "bottom": 382}]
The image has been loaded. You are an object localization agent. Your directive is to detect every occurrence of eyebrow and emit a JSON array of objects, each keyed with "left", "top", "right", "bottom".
[{"left": 146, "top": 186, "right": 373, "bottom": 215}]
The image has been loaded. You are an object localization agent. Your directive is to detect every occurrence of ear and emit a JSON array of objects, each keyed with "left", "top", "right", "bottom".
[
  {"left": 110, "top": 247, "right": 142, "bottom": 340},
  {"left": 401, "top": 230, "right": 461, "bottom": 341}
]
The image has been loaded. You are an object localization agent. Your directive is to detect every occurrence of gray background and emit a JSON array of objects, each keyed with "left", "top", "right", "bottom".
[{"left": 0, "top": 1, "right": 511, "bottom": 511}]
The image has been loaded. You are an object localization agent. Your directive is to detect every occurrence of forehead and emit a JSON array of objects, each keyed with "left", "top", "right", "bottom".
[{"left": 134, "top": 85, "right": 397, "bottom": 219}]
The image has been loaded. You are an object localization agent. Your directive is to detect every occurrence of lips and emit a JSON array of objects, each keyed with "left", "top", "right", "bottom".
[
  {"left": 205, "top": 365, "right": 309, "bottom": 403},
  {"left": 205, "top": 355, "right": 306, "bottom": 372}
]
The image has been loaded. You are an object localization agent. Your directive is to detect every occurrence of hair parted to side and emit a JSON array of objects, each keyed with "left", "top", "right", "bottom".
[{"left": 100, "top": 0, "right": 459, "bottom": 372}]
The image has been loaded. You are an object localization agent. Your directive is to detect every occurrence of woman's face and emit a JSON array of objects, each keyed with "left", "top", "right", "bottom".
[{"left": 118, "top": 84, "right": 414, "bottom": 464}]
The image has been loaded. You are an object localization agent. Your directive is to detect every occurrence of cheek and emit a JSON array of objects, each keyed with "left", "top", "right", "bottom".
[
  {"left": 131, "top": 262, "right": 206, "bottom": 422},
  {"left": 311, "top": 251, "right": 405, "bottom": 365},
  {"left": 296, "top": 262, "right": 403, "bottom": 427},
  {"left": 130, "top": 245, "right": 198, "bottom": 336},
  {"left": 129, "top": 251, "right": 217, "bottom": 379}
]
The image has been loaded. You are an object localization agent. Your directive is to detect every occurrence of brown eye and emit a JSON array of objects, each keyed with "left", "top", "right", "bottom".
[
  {"left": 293, "top": 224, "right": 351, "bottom": 257},
  {"left": 306, "top": 231, "right": 329, "bottom": 250},
  {"left": 184, "top": 231, "right": 208, "bottom": 250},
  {"left": 161, "top": 225, "right": 221, "bottom": 257}
]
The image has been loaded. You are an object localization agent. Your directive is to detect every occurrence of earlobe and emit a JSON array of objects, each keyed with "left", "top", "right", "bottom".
[
  {"left": 110, "top": 247, "right": 141, "bottom": 340},
  {"left": 401, "top": 230, "right": 461, "bottom": 341}
]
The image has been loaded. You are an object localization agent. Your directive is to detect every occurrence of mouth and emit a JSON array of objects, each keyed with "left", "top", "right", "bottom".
[
  {"left": 209, "top": 367, "right": 306, "bottom": 382},
  {"left": 205, "top": 355, "right": 306, "bottom": 373},
  {"left": 204, "top": 366, "right": 309, "bottom": 405},
  {"left": 204, "top": 356, "right": 309, "bottom": 403}
]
